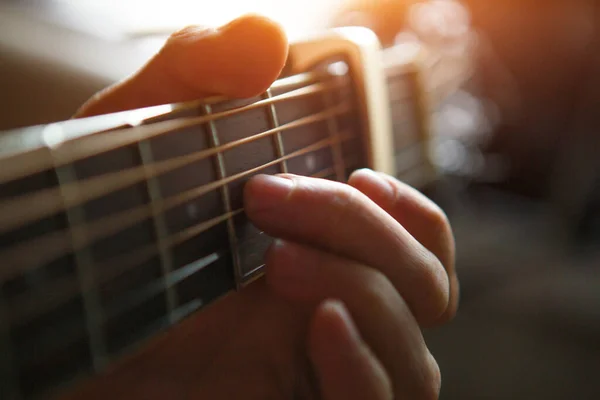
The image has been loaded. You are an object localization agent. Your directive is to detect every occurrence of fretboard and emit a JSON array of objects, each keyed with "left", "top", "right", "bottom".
[{"left": 0, "top": 35, "right": 471, "bottom": 400}]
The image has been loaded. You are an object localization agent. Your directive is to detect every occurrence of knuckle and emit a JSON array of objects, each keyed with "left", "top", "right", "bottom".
[
  {"left": 325, "top": 184, "right": 363, "bottom": 227},
  {"left": 415, "top": 249, "right": 450, "bottom": 322},
  {"left": 331, "top": 183, "right": 361, "bottom": 209},
  {"left": 420, "top": 353, "right": 442, "bottom": 400},
  {"left": 424, "top": 203, "right": 453, "bottom": 249},
  {"left": 359, "top": 268, "right": 396, "bottom": 308}
]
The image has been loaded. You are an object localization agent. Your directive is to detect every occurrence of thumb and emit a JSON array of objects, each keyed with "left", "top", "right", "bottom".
[
  {"left": 309, "top": 300, "right": 393, "bottom": 400},
  {"left": 75, "top": 14, "right": 288, "bottom": 117}
]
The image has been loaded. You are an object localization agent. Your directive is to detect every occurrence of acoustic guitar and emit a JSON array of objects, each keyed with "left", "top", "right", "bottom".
[{"left": 0, "top": 27, "right": 472, "bottom": 399}]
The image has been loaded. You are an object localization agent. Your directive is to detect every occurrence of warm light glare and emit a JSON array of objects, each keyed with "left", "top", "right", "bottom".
[{"left": 54, "top": 0, "right": 344, "bottom": 40}]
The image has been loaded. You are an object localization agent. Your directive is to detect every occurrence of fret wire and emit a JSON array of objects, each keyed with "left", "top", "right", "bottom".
[
  {"left": 0, "top": 80, "right": 344, "bottom": 187},
  {"left": 0, "top": 102, "right": 351, "bottom": 237},
  {"left": 0, "top": 130, "right": 356, "bottom": 284},
  {"left": 7, "top": 133, "right": 356, "bottom": 327},
  {"left": 202, "top": 104, "right": 243, "bottom": 290},
  {"left": 0, "top": 134, "right": 352, "bottom": 282},
  {"left": 322, "top": 82, "right": 346, "bottom": 181},
  {"left": 0, "top": 288, "right": 21, "bottom": 400},
  {"left": 137, "top": 140, "right": 178, "bottom": 324},
  {"left": 54, "top": 163, "right": 108, "bottom": 372},
  {"left": 262, "top": 89, "right": 288, "bottom": 173}
]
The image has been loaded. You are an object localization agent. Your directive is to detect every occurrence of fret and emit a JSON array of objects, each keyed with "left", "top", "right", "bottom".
[
  {"left": 136, "top": 140, "right": 178, "bottom": 324},
  {"left": 211, "top": 94, "right": 283, "bottom": 284},
  {"left": 202, "top": 104, "right": 243, "bottom": 289},
  {"left": 263, "top": 89, "right": 288, "bottom": 174},
  {"left": 0, "top": 289, "right": 21, "bottom": 400},
  {"left": 53, "top": 163, "right": 108, "bottom": 371}
]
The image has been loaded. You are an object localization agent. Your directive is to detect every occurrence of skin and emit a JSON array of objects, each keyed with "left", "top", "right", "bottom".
[{"left": 66, "top": 14, "right": 458, "bottom": 400}]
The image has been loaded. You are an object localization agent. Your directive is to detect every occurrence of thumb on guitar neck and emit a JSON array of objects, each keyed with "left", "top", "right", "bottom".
[{"left": 74, "top": 14, "right": 289, "bottom": 118}]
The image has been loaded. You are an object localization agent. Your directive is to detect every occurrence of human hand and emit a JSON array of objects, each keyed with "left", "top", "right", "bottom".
[{"left": 65, "top": 14, "right": 457, "bottom": 400}]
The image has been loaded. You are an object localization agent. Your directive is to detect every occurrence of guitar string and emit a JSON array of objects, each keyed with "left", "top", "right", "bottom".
[
  {"left": 0, "top": 134, "right": 356, "bottom": 312},
  {"left": 0, "top": 58, "right": 457, "bottom": 236},
  {"left": 1, "top": 89, "right": 426, "bottom": 288},
  {"left": 7, "top": 155, "right": 361, "bottom": 371},
  {"left": 0, "top": 60, "right": 439, "bottom": 187},
  {"left": 8, "top": 149, "right": 362, "bottom": 328},
  {"left": 0, "top": 79, "right": 344, "bottom": 187},
  {"left": 8, "top": 160, "right": 349, "bottom": 328},
  {"left": 0, "top": 47, "right": 472, "bottom": 396},
  {"left": 0, "top": 87, "right": 349, "bottom": 236},
  {"left": 0, "top": 51, "right": 467, "bottom": 186},
  {"left": 0, "top": 70, "right": 434, "bottom": 284},
  {"left": 2, "top": 53, "right": 465, "bottom": 318},
  {"left": 0, "top": 103, "right": 353, "bottom": 281}
]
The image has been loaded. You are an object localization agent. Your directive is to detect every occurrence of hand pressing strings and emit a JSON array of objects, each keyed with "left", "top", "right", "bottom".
[{"left": 65, "top": 14, "right": 457, "bottom": 400}]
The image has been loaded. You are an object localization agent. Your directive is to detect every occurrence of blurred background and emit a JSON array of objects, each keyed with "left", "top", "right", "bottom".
[{"left": 1, "top": 0, "right": 599, "bottom": 398}]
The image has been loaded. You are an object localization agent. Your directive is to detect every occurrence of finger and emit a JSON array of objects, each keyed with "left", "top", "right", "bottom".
[
  {"left": 309, "top": 300, "right": 393, "bottom": 400},
  {"left": 348, "top": 168, "right": 458, "bottom": 324},
  {"left": 244, "top": 174, "right": 449, "bottom": 325},
  {"left": 75, "top": 14, "right": 288, "bottom": 117},
  {"left": 267, "top": 241, "right": 441, "bottom": 399}
]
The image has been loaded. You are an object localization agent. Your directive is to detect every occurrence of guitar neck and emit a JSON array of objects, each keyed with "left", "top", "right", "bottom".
[{"left": 0, "top": 30, "right": 471, "bottom": 400}]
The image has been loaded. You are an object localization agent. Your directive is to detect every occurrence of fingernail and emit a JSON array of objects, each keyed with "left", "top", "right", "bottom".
[
  {"left": 352, "top": 168, "right": 395, "bottom": 197},
  {"left": 245, "top": 174, "right": 294, "bottom": 213},
  {"left": 267, "top": 240, "right": 319, "bottom": 289}
]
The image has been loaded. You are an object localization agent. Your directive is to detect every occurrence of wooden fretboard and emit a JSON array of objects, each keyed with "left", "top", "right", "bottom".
[{"left": 0, "top": 38, "right": 471, "bottom": 400}]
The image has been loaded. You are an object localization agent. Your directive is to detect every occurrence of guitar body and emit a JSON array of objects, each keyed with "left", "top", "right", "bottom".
[{"left": 0, "top": 26, "right": 469, "bottom": 399}]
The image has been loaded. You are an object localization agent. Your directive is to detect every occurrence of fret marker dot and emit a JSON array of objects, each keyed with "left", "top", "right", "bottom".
[
  {"left": 305, "top": 154, "right": 316, "bottom": 172},
  {"left": 187, "top": 203, "right": 199, "bottom": 219},
  {"left": 42, "top": 124, "right": 65, "bottom": 148},
  {"left": 327, "top": 61, "right": 349, "bottom": 76}
]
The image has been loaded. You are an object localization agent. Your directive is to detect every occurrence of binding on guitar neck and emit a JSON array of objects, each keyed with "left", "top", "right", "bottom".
[{"left": 0, "top": 27, "right": 471, "bottom": 399}]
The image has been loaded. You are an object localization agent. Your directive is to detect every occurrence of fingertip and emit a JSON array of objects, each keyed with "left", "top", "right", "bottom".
[
  {"left": 309, "top": 299, "right": 394, "bottom": 400},
  {"left": 243, "top": 174, "right": 295, "bottom": 217},
  {"left": 433, "top": 272, "right": 460, "bottom": 325},
  {"left": 219, "top": 14, "right": 289, "bottom": 97},
  {"left": 309, "top": 299, "right": 360, "bottom": 358}
]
